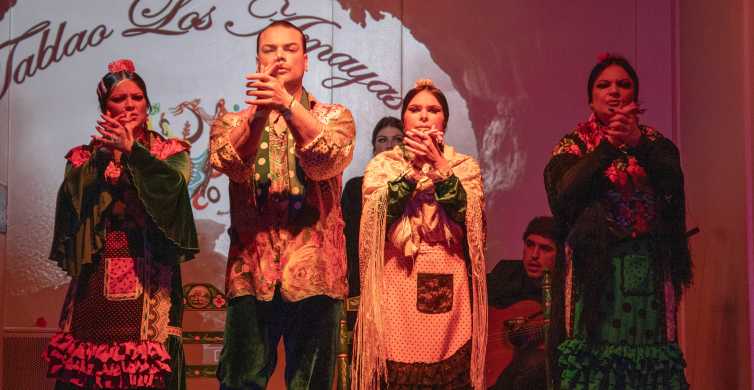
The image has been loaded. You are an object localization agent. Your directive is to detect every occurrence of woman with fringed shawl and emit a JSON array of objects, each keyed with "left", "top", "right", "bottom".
[
  {"left": 43, "top": 59, "right": 198, "bottom": 390},
  {"left": 545, "top": 54, "right": 692, "bottom": 389},
  {"left": 353, "top": 79, "right": 487, "bottom": 389}
]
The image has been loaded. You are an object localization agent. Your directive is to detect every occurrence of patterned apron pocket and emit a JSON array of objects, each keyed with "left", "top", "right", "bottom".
[
  {"left": 416, "top": 273, "right": 453, "bottom": 314},
  {"left": 620, "top": 254, "right": 653, "bottom": 296},
  {"left": 104, "top": 257, "right": 143, "bottom": 300}
]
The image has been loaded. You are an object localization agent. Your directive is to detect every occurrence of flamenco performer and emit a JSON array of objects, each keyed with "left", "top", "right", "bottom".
[
  {"left": 210, "top": 21, "right": 355, "bottom": 390},
  {"left": 545, "top": 54, "right": 692, "bottom": 389},
  {"left": 43, "top": 59, "right": 199, "bottom": 390},
  {"left": 354, "top": 79, "right": 487, "bottom": 389}
]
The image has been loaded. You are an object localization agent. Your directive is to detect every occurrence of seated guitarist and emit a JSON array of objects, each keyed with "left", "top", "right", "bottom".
[{"left": 487, "top": 216, "right": 558, "bottom": 389}]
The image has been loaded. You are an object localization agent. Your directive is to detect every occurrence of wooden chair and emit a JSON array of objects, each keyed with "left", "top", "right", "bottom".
[
  {"left": 182, "top": 283, "right": 227, "bottom": 379},
  {"left": 335, "top": 296, "right": 360, "bottom": 390}
]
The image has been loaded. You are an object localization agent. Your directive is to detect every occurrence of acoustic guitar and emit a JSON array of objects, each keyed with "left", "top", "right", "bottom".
[{"left": 485, "top": 299, "right": 548, "bottom": 387}]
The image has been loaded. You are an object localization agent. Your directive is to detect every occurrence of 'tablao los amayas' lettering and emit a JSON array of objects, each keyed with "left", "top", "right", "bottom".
[{"left": 0, "top": 20, "right": 113, "bottom": 100}]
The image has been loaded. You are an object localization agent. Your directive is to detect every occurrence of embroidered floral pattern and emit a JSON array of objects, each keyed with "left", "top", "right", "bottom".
[
  {"left": 604, "top": 156, "right": 648, "bottom": 191},
  {"left": 552, "top": 137, "right": 583, "bottom": 157},
  {"left": 211, "top": 97, "right": 354, "bottom": 302},
  {"left": 65, "top": 145, "right": 93, "bottom": 168},
  {"left": 416, "top": 273, "right": 454, "bottom": 314},
  {"left": 553, "top": 115, "right": 659, "bottom": 236},
  {"left": 143, "top": 262, "right": 174, "bottom": 343},
  {"left": 104, "top": 160, "right": 123, "bottom": 184},
  {"left": 149, "top": 136, "right": 190, "bottom": 160},
  {"left": 64, "top": 131, "right": 188, "bottom": 186},
  {"left": 604, "top": 189, "right": 656, "bottom": 236}
]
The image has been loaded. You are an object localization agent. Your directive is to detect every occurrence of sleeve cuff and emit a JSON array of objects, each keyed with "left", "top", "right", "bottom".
[
  {"left": 295, "top": 125, "right": 326, "bottom": 154},
  {"left": 210, "top": 132, "right": 255, "bottom": 183}
]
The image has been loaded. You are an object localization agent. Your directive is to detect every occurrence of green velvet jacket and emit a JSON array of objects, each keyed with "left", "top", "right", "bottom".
[{"left": 49, "top": 130, "right": 199, "bottom": 277}]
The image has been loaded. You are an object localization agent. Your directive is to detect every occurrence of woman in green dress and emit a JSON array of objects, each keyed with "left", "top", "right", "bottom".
[
  {"left": 43, "top": 59, "right": 198, "bottom": 390},
  {"left": 545, "top": 54, "right": 692, "bottom": 389}
]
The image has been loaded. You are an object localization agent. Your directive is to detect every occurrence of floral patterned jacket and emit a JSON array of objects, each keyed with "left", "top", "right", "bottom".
[{"left": 210, "top": 93, "right": 355, "bottom": 302}]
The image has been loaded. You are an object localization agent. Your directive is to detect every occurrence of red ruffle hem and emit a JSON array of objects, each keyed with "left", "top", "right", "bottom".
[{"left": 43, "top": 332, "right": 172, "bottom": 389}]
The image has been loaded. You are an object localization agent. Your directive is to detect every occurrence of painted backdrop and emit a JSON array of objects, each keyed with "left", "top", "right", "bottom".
[{"left": 0, "top": 0, "right": 678, "bottom": 382}]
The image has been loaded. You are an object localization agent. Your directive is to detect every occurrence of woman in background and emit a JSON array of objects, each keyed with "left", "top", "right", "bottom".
[
  {"left": 341, "top": 115, "right": 403, "bottom": 328},
  {"left": 43, "top": 59, "right": 198, "bottom": 390}
]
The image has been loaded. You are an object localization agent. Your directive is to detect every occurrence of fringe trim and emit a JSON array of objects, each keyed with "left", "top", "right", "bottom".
[
  {"left": 465, "top": 192, "right": 488, "bottom": 389},
  {"left": 565, "top": 245, "right": 574, "bottom": 338},
  {"left": 664, "top": 280, "right": 677, "bottom": 342},
  {"left": 352, "top": 189, "right": 389, "bottom": 389}
]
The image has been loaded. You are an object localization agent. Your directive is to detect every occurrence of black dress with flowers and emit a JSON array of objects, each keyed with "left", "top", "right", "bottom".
[{"left": 544, "top": 115, "right": 692, "bottom": 389}]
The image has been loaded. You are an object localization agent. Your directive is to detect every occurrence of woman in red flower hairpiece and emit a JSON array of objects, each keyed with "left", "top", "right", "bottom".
[
  {"left": 544, "top": 55, "right": 692, "bottom": 389},
  {"left": 43, "top": 59, "right": 199, "bottom": 390}
]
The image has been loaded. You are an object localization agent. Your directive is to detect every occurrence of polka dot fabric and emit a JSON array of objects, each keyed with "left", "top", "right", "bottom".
[
  {"left": 104, "top": 231, "right": 143, "bottom": 299},
  {"left": 105, "top": 258, "right": 142, "bottom": 298},
  {"left": 71, "top": 230, "right": 147, "bottom": 342},
  {"left": 381, "top": 242, "right": 471, "bottom": 363}
]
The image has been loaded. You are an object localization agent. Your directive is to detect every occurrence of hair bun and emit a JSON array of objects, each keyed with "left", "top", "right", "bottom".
[
  {"left": 414, "top": 78, "right": 435, "bottom": 89},
  {"left": 108, "top": 59, "right": 135, "bottom": 74}
]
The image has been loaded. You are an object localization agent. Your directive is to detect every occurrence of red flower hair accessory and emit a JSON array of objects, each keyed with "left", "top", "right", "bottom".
[
  {"left": 108, "top": 59, "right": 136, "bottom": 74},
  {"left": 596, "top": 52, "right": 611, "bottom": 62}
]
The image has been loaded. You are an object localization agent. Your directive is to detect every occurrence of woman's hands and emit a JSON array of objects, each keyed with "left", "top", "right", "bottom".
[
  {"left": 605, "top": 102, "right": 642, "bottom": 148},
  {"left": 403, "top": 125, "right": 450, "bottom": 177},
  {"left": 93, "top": 111, "right": 138, "bottom": 154}
]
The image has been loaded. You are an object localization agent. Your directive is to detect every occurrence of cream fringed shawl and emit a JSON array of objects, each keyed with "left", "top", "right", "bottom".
[{"left": 352, "top": 145, "right": 488, "bottom": 389}]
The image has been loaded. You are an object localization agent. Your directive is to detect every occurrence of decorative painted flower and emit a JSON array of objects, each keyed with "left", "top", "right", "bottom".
[{"left": 212, "top": 294, "right": 226, "bottom": 308}]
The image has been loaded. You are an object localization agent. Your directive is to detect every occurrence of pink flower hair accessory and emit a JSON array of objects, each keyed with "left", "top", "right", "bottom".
[{"left": 108, "top": 59, "right": 136, "bottom": 74}]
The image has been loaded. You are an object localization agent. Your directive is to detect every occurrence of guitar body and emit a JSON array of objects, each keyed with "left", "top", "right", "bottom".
[{"left": 485, "top": 299, "right": 544, "bottom": 388}]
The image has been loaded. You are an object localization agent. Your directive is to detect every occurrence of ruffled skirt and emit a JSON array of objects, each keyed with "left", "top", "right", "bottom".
[
  {"left": 559, "top": 238, "right": 689, "bottom": 389},
  {"left": 44, "top": 332, "right": 178, "bottom": 389}
]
